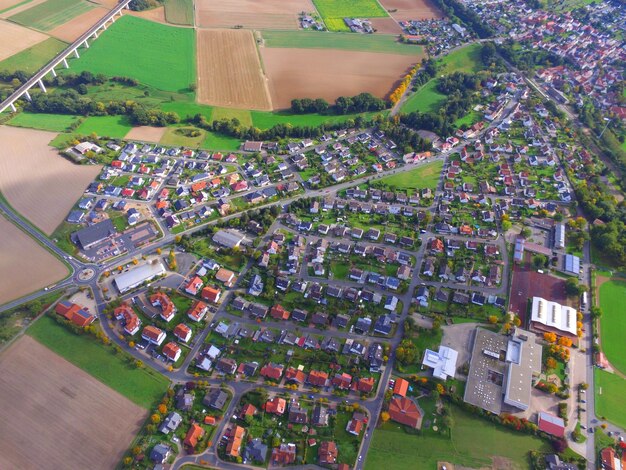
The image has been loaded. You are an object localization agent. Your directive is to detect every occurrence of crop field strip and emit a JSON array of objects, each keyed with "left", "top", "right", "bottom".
[
  {"left": 9, "top": 0, "right": 95, "bottom": 31},
  {"left": 0, "top": 18, "right": 48, "bottom": 61},
  {"left": 195, "top": 0, "right": 314, "bottom": 30}
]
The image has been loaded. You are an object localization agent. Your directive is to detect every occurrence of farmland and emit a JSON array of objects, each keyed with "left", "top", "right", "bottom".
[
  {"left": 9, "top": 0, "right": 94, "bottom": 31},
  {"left": 262, "top": 47, "right": 419, "bottom": 109},
  {"left": 0, "top": 36, "right": 65, "bottom": 73},
  {"left": 366, "top": 405, "right": 549, "bottom": 470},
  {"left": 66, "top": 16, "right": 196, "bottom": 92},
  {"left": 0, "top": 215, "right": 67, "bottom": 305},
  {"left": 599, "top": 280, "right": 626, "bottom": 374},
  {"left": 374, "top": 160, "right": 444, "bottom": 192},
  {"left": 0, "top": 126, "right": 102, "bottom": 235},
  {"left": 595, "top": 369, "right": 626, "bottom": 430},
  {"left": 196, "top": 29, "right": 271, "bottom": 110},
  {"left": 74, "top": 115, "right": 133, "bottom": 138},
  {"left": 262, "top": 30, "right": 425, "bottom": 56},
  {"left": 195, "top": 0, "right": 313, "bottom": 30},
  {"left": 124, "top": 125, "right": 167, "bottom": 142},
  {"left": 202, "top": 130, "right": 242, "bottom": 151},
  {"left": 0, "top": 19, "right": 47, "bottom": 61},
  {"left": 7, "top": 112, "right": 80, "bottom": 132},
  {"left": 378, "top": 0, "right": 443, "bottom": 21},
  {"left": 48, "top": 6, "right": 109, "bottom": 42},
  {"left": 313, "top": 0, "right": 388, "bottom": 31},
  {"left": 211, "top": 106, "right": 254, "bottom": 127},
  {"left": 28, "top": 314, "right": 170, "bottom": 408},
  {"left": 164, "top": 0, "right": 193, "bottom": 25},
  {"left": 0, "top": 336, "right": 146, "bottom": 470}
]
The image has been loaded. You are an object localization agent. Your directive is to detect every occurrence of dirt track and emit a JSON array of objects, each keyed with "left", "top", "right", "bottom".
[
  {"left": 195, "top": 0, "right": 313, "bottom": 30},
  {"left": 0, "top": 126, "right": 102, "bottom": 235},
  {"left": 48, "top": 7, "right": 109, "bottom": 42},
  {"left": 196, "top": 29, "right": 272, "bottom": 110},
  {"left": 0, "top": 19, "right": 48, "bottom": 61},
  {"left": 379, "top": 0, "right": 444, "bottom": 21},
  {"left": 0, "top": 215, "right": 67, "bottom": 305},
  {"left": 0, "top": 336, "right": 145, "bottom": 470},
  {"left": 261, "top": 47, "right": 419, "bottom": 109}
]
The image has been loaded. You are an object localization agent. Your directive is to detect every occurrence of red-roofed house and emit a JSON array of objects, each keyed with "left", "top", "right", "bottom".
[
  {"left": 265, "top": 396, "right": 286, "bottom": 415},
  {"left": 260, "top": 363, "right": 284, "bottom": 380},
  {"left": 600, "top": 447, "right": 618, "bottom": 470},
  {"left": 55, "top": 301, "right": 96, "bottom": 327},
  {"left": 142, "top": 325, "right": 166, "bottom": 346},
  {"left": 239, "top": 403, "right": 257, "bottom": 420},
  {"left": 163, "top": 342, "right": 181, "bottom": 362},
  {"left": 388, "top": 396, "right": 422, "bottom": 429},
  {"left": 114, "top": 304, "right": 141, "bottom": 335},
  {"left": 346, "top": 417, "right": 363, "bottom": 435},
  {"left": 174, "top": 323, "right": 192, "bottom": 343},
  {"left": 150, "top": 292, "right": 176, "bottom": 322},
  {"left": 270, "top": 304, "right": 291, "bottom": 321},
  {"left": 185, "top": 276, "right": 204, "bottom": 296},
  {"left": 393, "top": 378, "right": 409, "bottom": 397},
  {"left": 537, "top": 411, "right": 565, "bottom": 438},
  {"left": 201, "top": 286, "right": 221, "bottom": 304},
  {"left": 332, "top": 372, "right": 352, "bottom": 390},
  {"left": 318, "top": 441, "right": 338, "bottom": 465},
  {"left": 183, "top": 423, "right": 205, "bottom": 451},
  {"left": 357, "top": 377, "right": 375, "bottom": 393},
  {"left": 187, "top": 300, "right": 208, "bottom": 322},
  {"left": 307, "top": 370, "right": 328, "bottom": 387},
  {"left": 285, "top": 367, "right": 307, "bottom": 384},
  {"left": 271, "top": 443, "right": 296, "bottom": 466},
  {"left": 226, "top": 425, "right": 245, "bottom": 458}
]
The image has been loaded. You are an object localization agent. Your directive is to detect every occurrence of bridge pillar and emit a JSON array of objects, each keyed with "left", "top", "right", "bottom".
[
  {"left": 38, "top": 80, "right": 47, "bottom": 93},
  {"left": 83, "top": 39, "right": 90, "bottom": 48},
  {"left": 118, "top": 9, "right": 123, "bottom": 16},
  {"left": 23, "top": 90, "right": 31, "bottom": 101},
  {"left": 50, "top": 68, "right": 57, "bottom": 78},
  {"left": 110, "top": 15, "right": 115, "bottom": 23},
  {"left": 73, "top": 49, "right": 80, "bottom": 58},
  {"left": 62, "top": 58, "right": 69, "bottom": 68},
  {"left": 92, "top": 30, "right": 98, "bottom": 39},
  {"left": 10, "top": 103, "right": 16, "bottom": 112},
  {"left": 102, "top": 22, "right": 107, "bottom": 30}
]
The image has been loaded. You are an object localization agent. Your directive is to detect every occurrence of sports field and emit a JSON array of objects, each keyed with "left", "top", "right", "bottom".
[
  {"left": 0, "top": 37, "right": 65, "bottom": 73},
  {"left": 164, "top": 0, "right": 193, "bottom": 25},
  {"left": 28, "top": 314, "right": 169, "bottom": 408},
  {"left": 599, "top": 280, "right": 626, "bottom": 374},
  {"left": 595, "top": 369, "right": 626, "bottom": 429},
  {"left": 262, "top": 30, "right": 424, "bottom": 56},
  {"left": 9, "top": 0, "right": 94, "bottom": 31},
  {"left": 66, "top": 16, "right": 196, "bottom": 92},
  {"left": 401, "top": 79, "right": 446, "bottom": 113},
  {"left": 365, "top": 405, "right": 549, "bottom": 470},
  {"left": 7, "top": 112, "right": 81, "bottom": 132},
  {"left": 375, "top": 160, "right": 443, "bottom": 191},
  {"left": 74, "top": 115, "right": 133, "bottom": 138}
]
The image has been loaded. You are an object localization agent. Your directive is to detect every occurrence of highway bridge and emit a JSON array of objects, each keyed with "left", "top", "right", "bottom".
[{"left": 0, "top": 0, "right": 131, "bottom": 114}]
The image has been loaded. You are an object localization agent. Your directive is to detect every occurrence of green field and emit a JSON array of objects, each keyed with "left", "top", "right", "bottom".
[
  {"left": 74, "top": 115, "right": 133, "bottom": 138},
  {"left": 599, "top": 280, "right": 626, "bottom": 374},
  {"left": 595, "top": 369, "right": 626, "bottom": 429},
  {"left": 454, "top": 109, "right": 482, "bottom": 127},
  {"left": 376, "top": 160, "right": 443, "bottom": 191},
  {"left": 250, "top": 109, "right": 385, "bottom": 129},
  {"left": 439, "top": 43, "right": 485, "bottom": 74},
  {"left": 0, "top": 37, "right": 66, "bottom": 73},
  {"left": 262, "top": 30, "right": 425, "bottom": 56},
  {"left": 312, "top": 0, "right": 387, "bottom": 31},
  {"left": 160, "top": 126, "right": 206, "bottom": 147},
  {"left": 366, "top": 405, "right": 549, "bottom": 470},
  {"left": 201, "top": 130, "right": 241, "bottom": 151},
  {"left": 401, "top": 79, "right": 447, "bottom": 114},
  {"left": 9, "top": 0, "right": 94, "bottom": 31},
  {"left": 66, "top": 16, "right": 196, "bottom": 92},
  {"left": 0, "top": 0, "right": 34, "bottom": 14},
  {"left": 211, "top": 107, "right": 253, "bottom": 127},
  {"left": 163, "top": 0, "right": 193, "bottom": 25},
  {"left": 160, "top": 101, "right": 213, "bottom": 121},
  {"left": 27, "top": 315, "right": 169, "bottom": 409},
  {"left": 7, "top": 112, "right": 80, "bottom": 132}
]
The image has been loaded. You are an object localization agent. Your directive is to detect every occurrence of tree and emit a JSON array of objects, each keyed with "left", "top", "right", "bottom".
[
  {"left": 565, "top": 278, "right": 583, "bottom": 297},
  {"left": 546, "top": 357, "right": 557, "bottom": 369},
  {"left": 158, "top": 404, "right": 167, "bottom": 414},
  {"left": 532, "top": 254, "right": 547, "bottom": 269},
  {"left": 501, "top": 220, "right": 512, "bottom": 231},
  {"left": 488, "top": 315, "right": 498, "bottom": 324},
  {"left": 151, "top": 413, "right": 161, "bottom": 424},
  {"left": 543, "top": 332, "right": 557, "bottom": 343},
  {"left": 558, "top": 337, "right": 573, "bottom": 347},
  {"left": 552, "top": 437, "right": 568, "bottom": 453},
  {"left": 520, "top": 227, "right": 532, "bottom": 239},
  {"left": 381, "top": 411, "right": 390, "bottom": 422}
]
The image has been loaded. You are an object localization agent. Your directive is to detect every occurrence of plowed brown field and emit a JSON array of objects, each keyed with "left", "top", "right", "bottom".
[
  {"left": 261, "top": 48, "right": 419, "bottom": 109},
  {"left": 195, "top": 0, "right": 314, "bottom": 30},
  {"left": 125, "top": 125, "right": 168, "bottom": 142},
  {"left": 370, "top": 17, "right": 403, "bottom": 34},
  {"left": 0, "top": 336, "right": 145, "bottom": 470},
  {"left": 196, "top": 29, "right": 271, "bottom": 110},
  {"left": 0, "top": 126, "right": 102, "bottom": 234},
  {"left": 379, "top": 0, "right": 444, "bottom": 21},
  {"left": 48, "top": 7, "right": 109, "bottom": 42},
  {"left": 0, "top": 19, "right": 48, "bottom": 61}
]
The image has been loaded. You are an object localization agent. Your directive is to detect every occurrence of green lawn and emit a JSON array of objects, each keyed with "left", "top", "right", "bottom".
[
  {"left": 0, "top": 37, "right": 66, "bottom": 73},
  {"left": 595, "top": 369, "right": 626, "bottom": 429},
  {"left": 9, "top": 0, "right": 94, "bottom": 31},
  {"left": 27, "top": 315, "right": 169, "bottom": 409},
  {"left": 262, "top": 30, "right": 425, "bottom": 56},
  {"left": 599, "top": 280, "right": 626, "bottom": 375},
  {"left": 454, "top": 109, "right": 481, "bottom": 128},
  {"left": 400, "top": 79, "right": 447, "bottom": 114},
  {"left": 160, "top": 126, "right": 206, "bottom": 147},
  {"left": 366, "top": 405, "right": 549, "bottom": 470},
  {"left": 65, "top": 16, "right": 196, "bottom": 92},
  {"left": 251, "top": 109, "right": 385, "bottom": 129},
  {"left": 375, "top": 160, "right": 443, "bottom": 191},
  {"left": 160, "top": 101, "right": 214, "bottom": 121},
  {"left": 74, "top": 115, "right": 133, "bottom": 138},
  {"left": 211, "top": 107, "right": 253, "bottom": 127},
  {"left": 7, "top": 112, "right": 80, "bottom": 132},
  {"left": 163, "top": 0, "right": 193, "bottom": 25},
  {"left": 312, "top": 0, "right": 387, "bottom": 31},
  {"left": 439, "top": 43, "right": 485, "bottom": 74},
  {"left": 201, "top": 130, "right": 241, "bottom": 151}
]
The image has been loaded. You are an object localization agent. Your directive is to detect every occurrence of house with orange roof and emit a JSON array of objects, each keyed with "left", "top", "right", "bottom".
[
  {"left": 331, "top": 372, "right": 352, "bottom": 390},
  {"left": 239, "top": 403, "right": 257, "bottom": 420},
  {"left": 225, "top": 173, "right": 240, "bottom": 185},
  {"left": 318, "top": 441, "right": 338, "bottom": 465},
  {"left": 114, "top": 304, "right": 141, "bottom": 335},
  {"left": 393, "top": 378, "right": 409, "bottom": 397},
  {"left": 183, "top": 423, "right": 205, "bottom": 451},
  {"left": 357, "top": 377, "right": 375, "bottom": 393},
  {"left": 270, "top": 304, "right": 291, "bottom": 321},
  {"left": 185, "top": 276, "right": 204, "bottom": 296},
  {"left": 265, "top": 396, "right": 286, "bottom": 415},
  {"left": 226, "top": 425, "right": 245, "bottom": 458},
  {"left": 204, "top": 415, "right": 216, "bottom": 425},
  {"left": 55, "top": 301, "right": 96, "bottom": 327},
  {"left": 388, "top": 396, "right": 422, "bottom": 429},
  {"left": 163, "top": 342, "right": 181, "bottom": 362},
  {"left": 346, "top": 416, "right": 363, "bottom": 435},
  {"left": 260, "top": 363, "right": 284, "bottom": 380},
  {"left": 284, "top": 367, "right": 306, "bottom": 385},
  {"left": 459, "top": 224, "right": 473, "bottom": 236},
  {"left": 174, "top": 323, "right": 192, "bottom": 343},
  {"left": 187, "top": 300, "right": 208, "bottom": 322},
  {"left": 307, "top": 370, "right": 329, "bottom": 387},
  {"left": 150, "top": 292, "right": 176, "bottom": 322},
  {"left": 215, "top": 268, "right": 236, "bottom": 287},
  {"left": 271, "top": 443, "right": 296, "bottom": 466},
  {"left": 191, "top": 181, "right": 207, "bottom": 193},
  {"left": 142, "top": 325, "right": 166, "bottom": 346},
  {"left": 201, "top": 286, "right": 221, "bottom": 303}
]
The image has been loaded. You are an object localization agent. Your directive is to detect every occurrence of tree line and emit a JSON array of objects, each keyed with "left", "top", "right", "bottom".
[{"left": 290, "top": 92, "right": 387, "bottom": 115}]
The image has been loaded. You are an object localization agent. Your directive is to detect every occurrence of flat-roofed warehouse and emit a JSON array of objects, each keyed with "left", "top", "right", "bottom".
[
  {"left": 464, "top": 328, "right": 542, "bottom": 414},
  {"left": 212, "top": 229, "right": 246, "bottom": 249},
  {"left": 72, "top": 219, "right": 116, "bottom": 250},
  {"left": 114, "top": 261, "right": 166, "bottom": 293}
]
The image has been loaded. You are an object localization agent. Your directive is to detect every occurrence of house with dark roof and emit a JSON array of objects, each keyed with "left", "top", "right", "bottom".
[
  {"left": 203, "top": 389, "right": 229, "bottom": 410},
  {"left": 243, "top": 438, "right": 268, "bottom": 464}
]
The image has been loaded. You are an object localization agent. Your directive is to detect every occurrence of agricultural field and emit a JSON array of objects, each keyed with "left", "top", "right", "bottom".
[
  {"left": 313, "top": 0, "right": 388, "bottom": 31},
  {"left": 261, "top": 47, "right": 419, "bottom": 109},
  {"left": 7, "top": 112, "right": 81, "bottom": 132},
  {"left": 211, "top": 106, "right": 253, "bottom": 127},
  {"left": 0, "top": 37, "right": 67, "bottom": 73},
  {"left": 0, "top": 126, "right": 102, "bottom": 234},
  {"left": 9, "top": 0, "right": 94, "bottom": 31},
  {"left": 378, "top": 0, "right": 443, "bottom": 21},
  {"left": 599, "top": 279, "right": 626, "bottom": 374},
  {"left": 127, "top": 5, "right": 167, "bottom": 24},
  {"left": 48, "top": 6, "right": 109, "bottom": 42},
  {"left": 0, "top": 0, "right": 33, "bottom": 15},
  {"left": 195, "top": 0, "right": 313, "bottom": 30},
  {"left": 401, "top": 79, "right": 446, "bottom": 113},
  {"left": 262, "top": 30, "right": 424, "bottom": 56},
  {"left": 160, "top": 126, "right": 207, "bottom": 147},
  {"left": 366, "top": 405, "right": 549, "bottom": 470},
  {"left": 74, "top": 115, "right": 133, "bottom": 138},
  {"left": 374, "top": 160, "right": 443, "bottom": 192},
  {"left": 0, "top": 336, "right": 146, "bottom": 470},
  {"left": 0, "top": 19, "right": 48, "bottom": 61},
  {"left": 160, "top": 100, "right": 214, "bottom": 121},
  {"left": 595, "top": 369, "right": 626, "bottom": 430},
  {"left": 66, "top": 16, "right": 196, "bottom": 92},
  {"left": 124, "top": 125, "right": 167, "bottom": 142},
  {"left": 164, "top": 0, "right": 193, "bottom": 25},
  {"left": 196, "top": 29, "right": 271, "bottom": 110},
  {"left": 28, "top": 314, "right": 169, "bottom": 408},
  {"left": 0, "top": 215, "right": 67, "bottom": 305},
  {"left": 201, "top": 130, "right": 241, "bottom": 151}
]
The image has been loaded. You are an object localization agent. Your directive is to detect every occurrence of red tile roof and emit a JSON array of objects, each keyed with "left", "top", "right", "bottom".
[
  {"left": 393, "top": 378, "right": 409, "bottom": 397},
  {"left": 183, "top": 423, "right": 205, "bottom": 449},
  {"left": 388, "top": 396, "right": 421, "bottom": 429}
]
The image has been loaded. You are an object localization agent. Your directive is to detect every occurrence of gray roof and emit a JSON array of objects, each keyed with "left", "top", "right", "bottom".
[
  {"left": 212, "top": 229, "right": 245, "bottom": 248},
  {"left": 73, "top": 219, "right": 115, "bottom": 249}
]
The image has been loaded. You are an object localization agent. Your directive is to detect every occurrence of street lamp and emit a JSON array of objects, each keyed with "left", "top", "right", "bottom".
[{"left": 598, "top": 117, "right": 612, "bottom": 139}]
